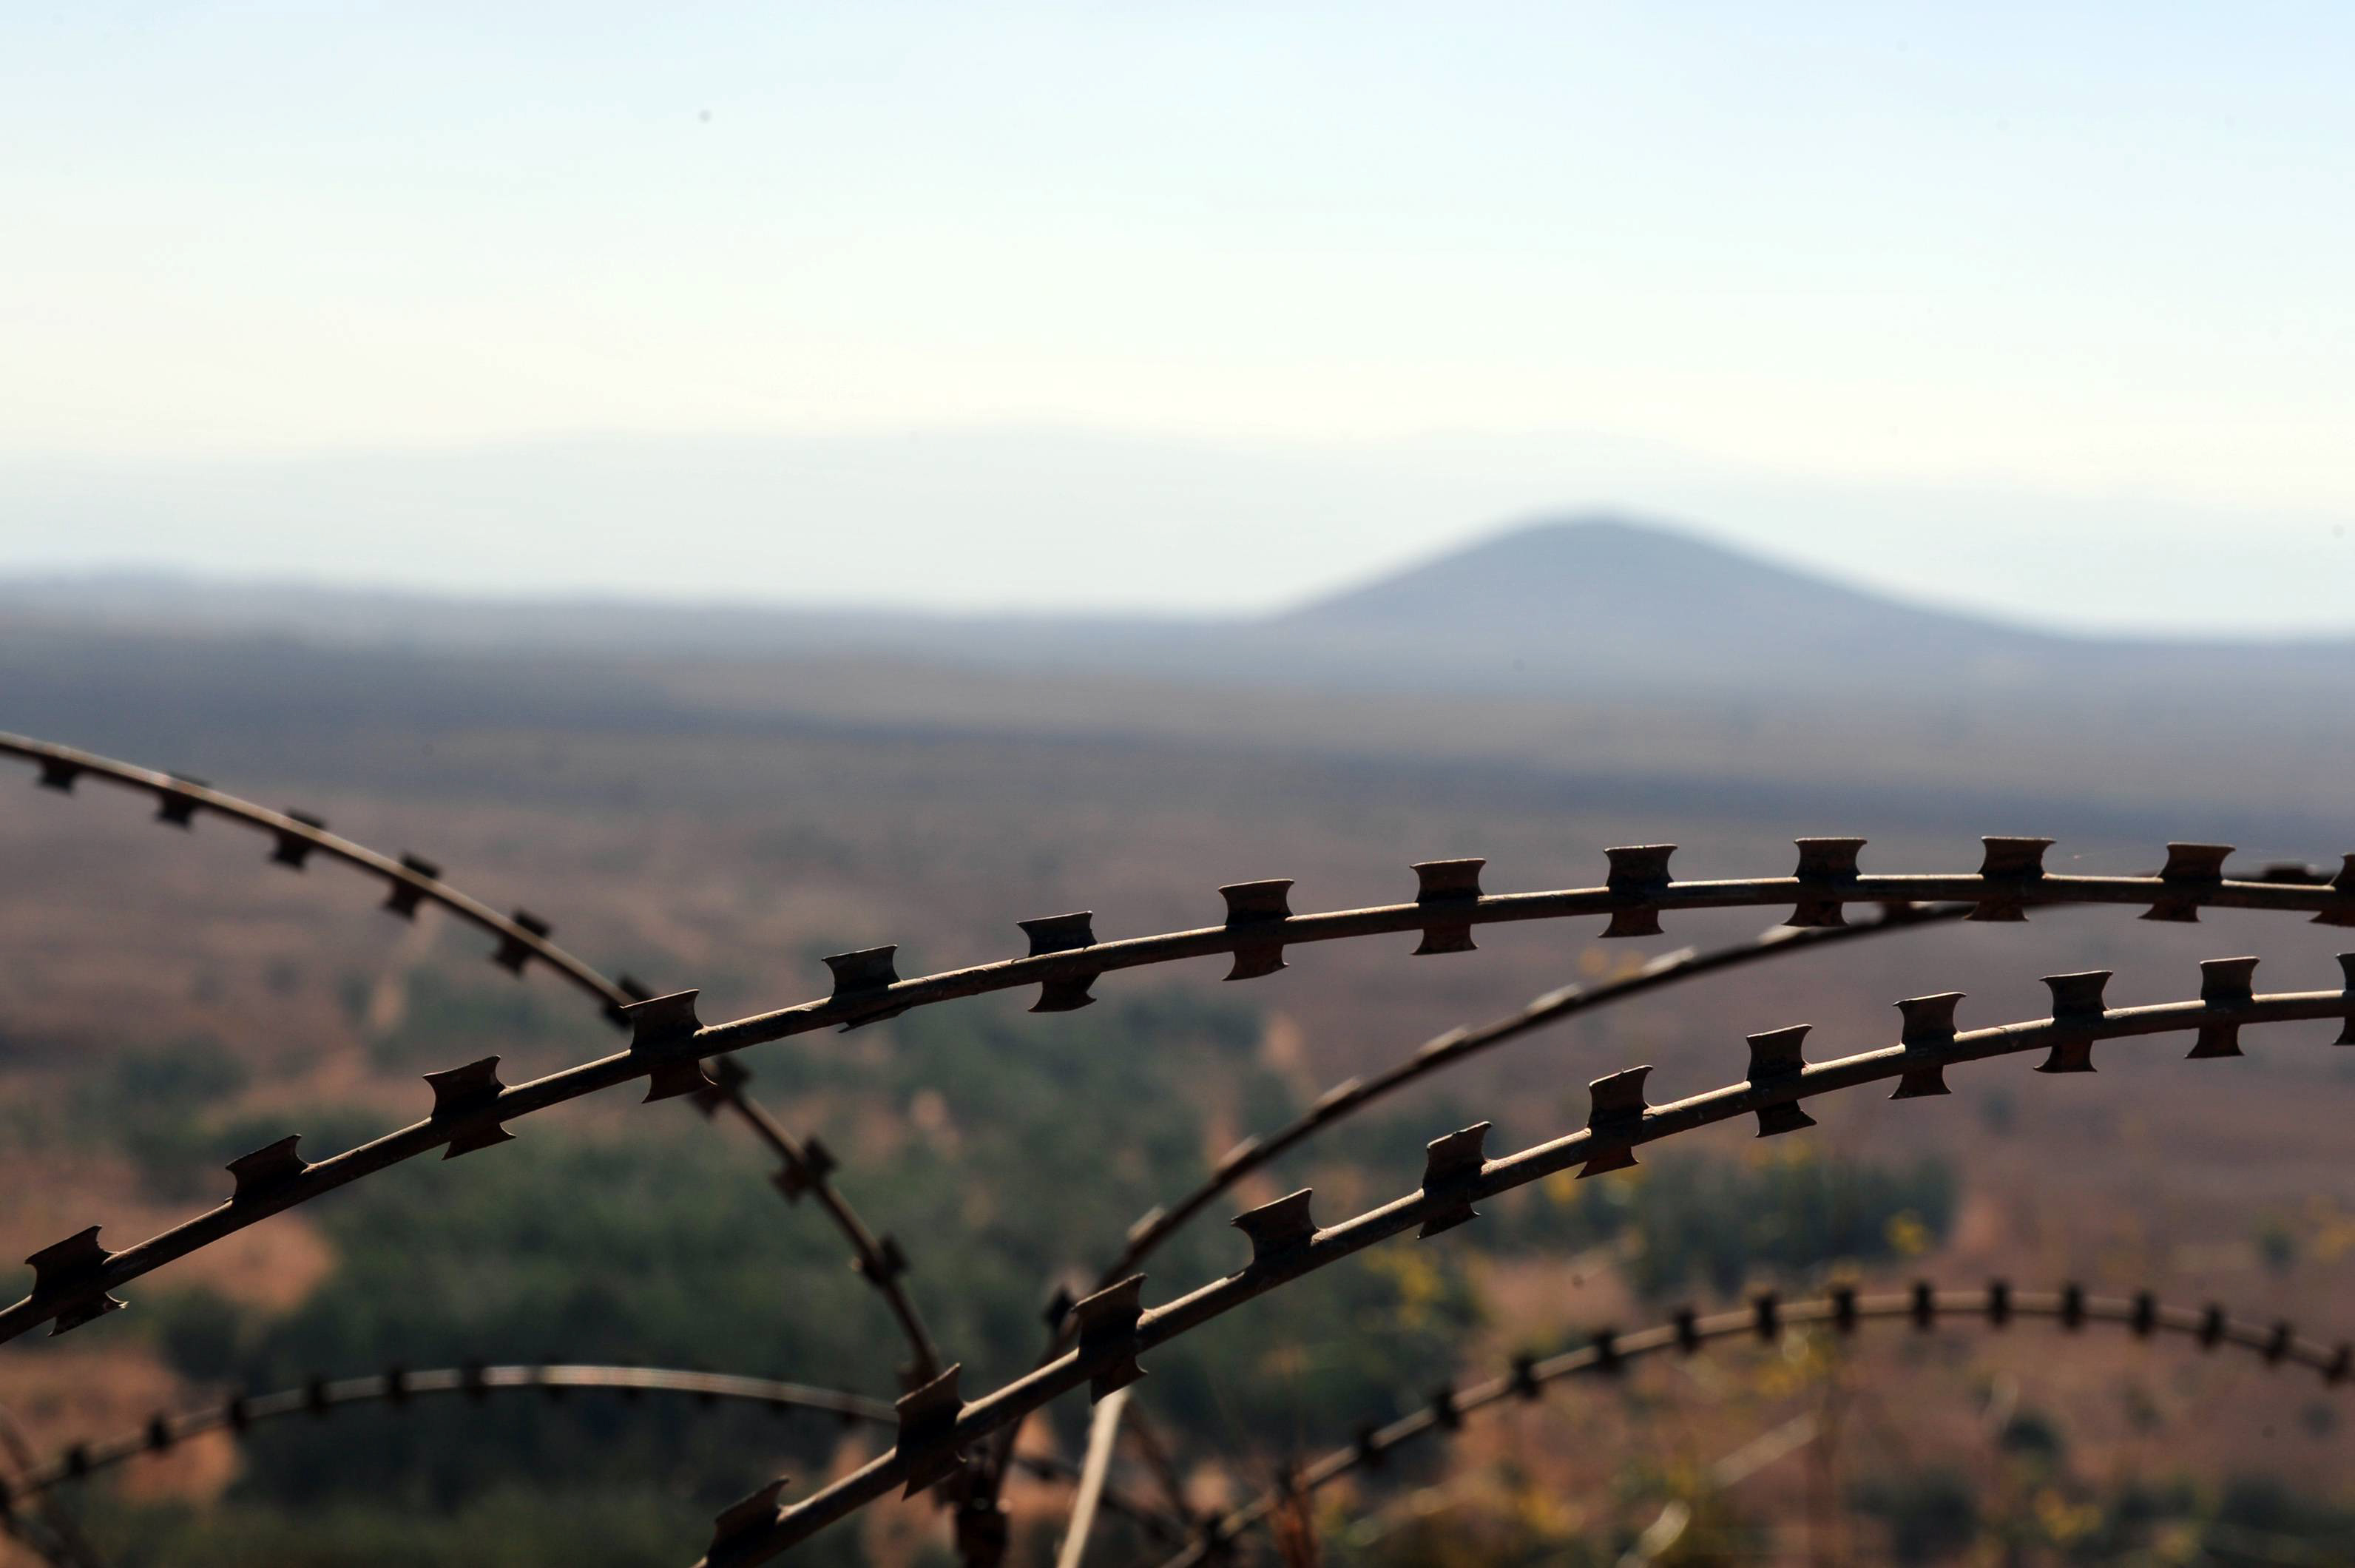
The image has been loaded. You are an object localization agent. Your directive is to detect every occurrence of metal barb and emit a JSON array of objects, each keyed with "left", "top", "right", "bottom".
[
  {"left": 1601, "top": 844, "right": 1675, "bottom": 937},
  {"left": 1744, "top": 1026, "right": 1817, "bottom": 1137},
  {"left": 1788, "top": 837, "right": 1866, "bottom": 927},
  {"left": 1231, "top": 1191, "right": 1317, "bottom": 1268},
  {"left": 1218, "top": 880, "right": 1293, "bottom": 980},
  {"left": 2146, "top": 842, "right": 2234, "bottom": 922},
  {"left": 1018, "top": 912, "right": 1098, "bottom": 1011},
  {"left": 2314, "top": 854, "right": 2355, "bottom": 927},
  {"left": 2037, "top": 971, "right": 2110, "bottom": 1072},
  {"left": 623, "top": 990, "right": 714, "bottom": 1102},
  {"left": 823, "top": 946, "right": 906, "bottom": 1028},
  {"left": 1891, "top": 993, "right": 1962, "bottom": 1098},
  {"left": 709, "top": 1481, "right": 791, "bottom": 1562},
  {"left": 1416, "top": 1122, "right": 1491, "bottom": 1237},
  {"left": 23, "top": 1229, "right": 123, "bottom": 1336},
  {"left": 1410, "top": 859, "right": 1484, "bottom": 954},
  {"left": 894, "top": 1365, "right": 967, "bottom": 1498},
  {"left": 269, "top": 814, "right": 325, "bottom": 868},
  {"left": 1969, "top": 836, "right": 2052, "bottom": 921},
  {"left": 422, "top": 1057, "right": 513, "bottom": 1158},
  {"left": 1580, "top": 1065, "right": 1652, "bottom": 1177},
  {"left": 225, "top": 1136, "right": 307, "bottom": 1203},
  {"left": 1071, "top": 1276, "right": 1147, "bottom": 1402},
  {"left": 491, "top": 908, "right": 553, "bottom": 973},
  {"left": 2189, "top": 957, "right": 2260, "bottom": 1059}
]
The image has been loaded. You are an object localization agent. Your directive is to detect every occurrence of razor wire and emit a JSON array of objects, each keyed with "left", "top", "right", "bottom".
[
  {"left": 999, "top": 900, "right": 1970, "bottom": 1535},
  {"left": 0, "top": 734, "right": 643, "bottom": 1022},
  {"left": 0, "top": 1363, "right": 1179, "bottom": 1547},
  {"left": 0, "top": 734, "right": 942, "bottom": 1385},
  {"left": 13, "top": 743, "right": 2355, "bottom": 1553},
  {"left": 695, "top": 953, "right": 2355, "bottom": 1565},
  {"left": 1166, "top": 1280, "right": 2354, "bottom": 1566},
  {"left": 10, "top": 822, "right": 2352, "bottom": 1348},
  {"left": 0, "top": 1404, "right": 99, "bottom": 1568}
]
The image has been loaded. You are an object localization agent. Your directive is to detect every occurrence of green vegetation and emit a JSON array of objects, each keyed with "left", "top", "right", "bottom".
[
  {"left": 354, "top": 967, "right": 576, "bottom": 1072},
  {"left": 100, "top": 988, "right": 1479, "bottom": 1564},
  {"left": 68, "top": 1035, "right": 253, "bottom": 1199},
  {"left": 1491, "top": 1143, "right": 1957, "bottom": 1302}
]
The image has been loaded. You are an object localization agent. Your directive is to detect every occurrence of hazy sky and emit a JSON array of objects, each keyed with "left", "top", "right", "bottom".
[{"left": 4, "top": 4, "right": 2351, "bottom": 628}]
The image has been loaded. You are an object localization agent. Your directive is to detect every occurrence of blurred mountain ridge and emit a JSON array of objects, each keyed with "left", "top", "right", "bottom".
[{"left": 9, "top": 514, "right": 2348, "bottom": 703}]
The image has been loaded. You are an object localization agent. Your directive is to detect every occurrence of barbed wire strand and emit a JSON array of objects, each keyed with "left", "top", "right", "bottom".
[
  {"left": 0, "top": 1362, "right": 1179, "bottom": 1547},
  {"left": 10, "top": 803, "right": 2348, "bottom": 1348},
  {"left": 0, "top": 734, "right": 943, "bottom": 1386},
  {"left": 0, "top": 1404, "right": 99, "bottom": 1568},
  {"left": 696, "top": 957, "right": 2355, "bottom": 1565},
  {"left": 1169, "top": 1280, "right": 2351, "bottom": 1566},
  {"left": 1010, "top": 900, "right": 1970, "bottom": 1556}
]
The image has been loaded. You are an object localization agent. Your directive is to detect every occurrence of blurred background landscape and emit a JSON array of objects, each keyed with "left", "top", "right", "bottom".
[
  {"left": 6, "top": 516, "right": 2354, "bottom": 1565},
  {"left": 5, "top": 4, "right": 2354, "bottom": 1565}
]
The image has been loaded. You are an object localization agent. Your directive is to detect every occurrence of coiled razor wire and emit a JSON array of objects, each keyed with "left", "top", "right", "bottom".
[
  {"left": 1000, "top": 901, "right": 1969, "bottom": 1529},
  {"left": 9, "top": 784, "right": 2351, "bottom": 1348},
  {"left": 1161, "top": 1280, "right": 2354, "bottom": 1567},
  {"left": 12, "top": 736, "right": 2355, "bottom": 1564},
  {"left": 6, "top": 735, "right": 1992, "bottom": 1394},
  {"left": 0, "top": 1403, "right": 101, "bottom": 1568},
  {"left": 1, "top": 734, "right": 942, "bottom": 1385},
  {"left": 0, "top": 1362, "right": 1178, "bottom": 1545},
  {"left": 692, "top": 959, "right": 2355, "bottom": 1565}
]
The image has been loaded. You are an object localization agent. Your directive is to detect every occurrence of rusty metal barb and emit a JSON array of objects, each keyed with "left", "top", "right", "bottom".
[
  {"left": 700, "top": 957, "right": 2355, "bottom": 1566},
  {"left": 1169, "top": 1282, "right": 2355, "bottom": 1567}
]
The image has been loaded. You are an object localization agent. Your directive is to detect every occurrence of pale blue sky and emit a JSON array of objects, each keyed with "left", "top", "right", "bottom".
[{"left": 4, "top": 4, "right": 2351, "bottom": 628}]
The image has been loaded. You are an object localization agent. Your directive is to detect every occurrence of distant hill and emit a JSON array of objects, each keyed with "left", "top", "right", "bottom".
[
  {"left": 1263, "top": 515, "right": 2074, "bottom": 692},
  {"left": 9, "top": 514, "right": 2355, "bottom": 839},
  {"left": 1284, "top": 516, "right": 2036, "bottom": 650},
  {"left": 6, "top": 514, "right": 2351, "bottom": 706}
]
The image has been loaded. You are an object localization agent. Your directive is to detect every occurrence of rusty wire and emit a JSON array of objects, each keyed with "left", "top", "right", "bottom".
[
  {"left": 0, "top": 1362, "right": 1180, "bottom": 1546},
  {"left": 1088, "top": 902, "right": 1963, "bottom": 1298},
  {"left": 9, "top": 819, "right": 2351, "bottom": 1347},
  {"left": 1166, "top": 1280, "right": 2355, "bottom": 1567},
  {"left": 1002, "top": 900, "right": 1967, "bottom": 1539},
  {"left": 1, "top": 734, "right": 942, "bottom": 1385},
  {"left": 695, "top": 953, "right": 2355, "bottom": 1565},
  {"left": 0, "top": 733, "right": 643, "bottom": 1020},
  {"left": 11, "top": 740, "right": 2355, "bottom": 1561},
  {"left": 687, "top": 1061, "right": 942, "bottom": 1385},
  {"left": 0, "top": 1403, "right": 100, "bottom": 1568}
]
